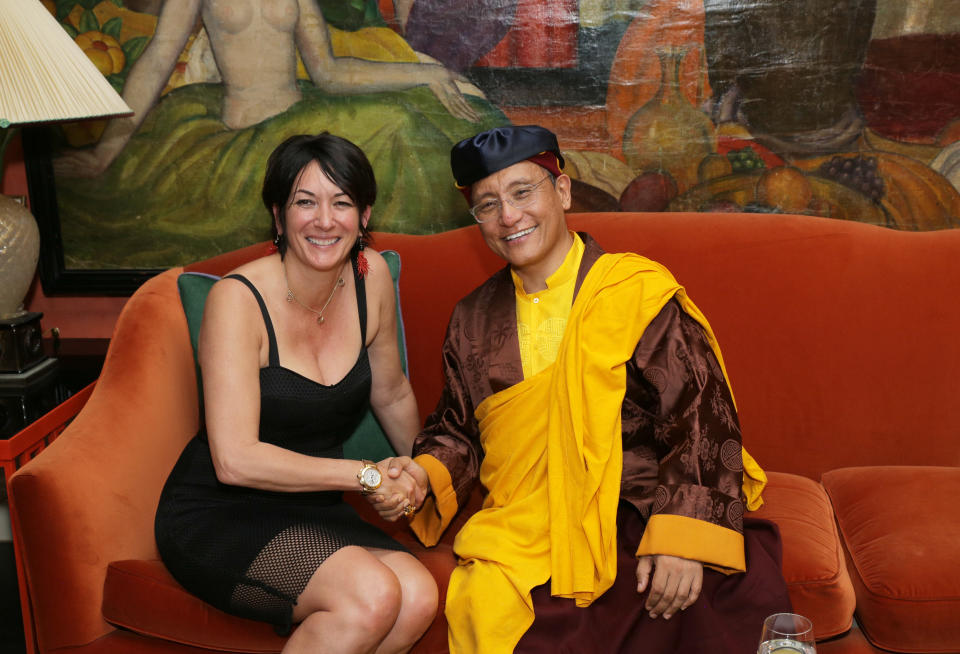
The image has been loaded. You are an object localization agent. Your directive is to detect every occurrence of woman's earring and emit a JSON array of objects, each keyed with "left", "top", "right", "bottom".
[
  {"left": 273, "top": 233, "right": 282, "bottom": 247},
  {"left": 356, "top": 236, "right": 369, "bottom": 279}
]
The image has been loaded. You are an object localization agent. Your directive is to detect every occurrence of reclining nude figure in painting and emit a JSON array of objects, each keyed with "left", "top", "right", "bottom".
[{"left": 56, "top": 0, "right": 482, "bottom": 178}]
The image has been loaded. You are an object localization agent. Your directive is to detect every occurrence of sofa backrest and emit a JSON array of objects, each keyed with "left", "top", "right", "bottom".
[
  {"left": 568, "top": 212, "right": 960, "bottom": 479},
  {"left": 188, "top": 213, "right": 960, "bottom": 481}
]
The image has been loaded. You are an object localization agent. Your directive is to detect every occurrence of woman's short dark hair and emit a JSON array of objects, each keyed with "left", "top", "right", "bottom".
[{"left": 262, "top": 133, "right": 377, "bottom": 257}]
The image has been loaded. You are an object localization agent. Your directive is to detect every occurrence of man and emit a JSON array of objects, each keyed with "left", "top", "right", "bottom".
[{"left": 380, "top": 125, "right": 791, "bottom": 653}]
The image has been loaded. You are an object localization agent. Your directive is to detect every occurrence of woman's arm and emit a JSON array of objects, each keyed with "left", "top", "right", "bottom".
[
  {"left": 54, "top": 0, "right": 203, "bottom": 177},
  {"left": 363, "top": 251, "right": 421, "bottom": 457},
  {"left": 200, "top": 276, "right": 370, "bottom": 493},
  {"left": 294, "top": 0, "right": 480, "bottom": 121}
]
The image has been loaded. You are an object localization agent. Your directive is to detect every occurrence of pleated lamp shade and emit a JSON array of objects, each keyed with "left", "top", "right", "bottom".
[
  {"left": 0, "top": 0, "right": 132, "bottom": 127},
  {"left": 0, "top": 0, "right": 132, "bottom": 318}
]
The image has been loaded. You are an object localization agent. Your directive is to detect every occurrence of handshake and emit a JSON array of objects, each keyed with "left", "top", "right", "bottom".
[{"left": 365, "top": 457, "right": 430, "bottom": 522}]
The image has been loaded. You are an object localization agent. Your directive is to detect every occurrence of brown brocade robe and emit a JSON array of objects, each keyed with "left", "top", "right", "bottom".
[{"left": 412, "top": 234, "right": 792, "bottom": 653}]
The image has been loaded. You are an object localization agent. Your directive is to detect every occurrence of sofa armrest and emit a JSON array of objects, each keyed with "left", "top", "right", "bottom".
[
  {"left": 8, "top": 269, "right": 200, "bottom": 651},
  {"left": 749, "top": 471, "right": 856, "bottom": 640}
]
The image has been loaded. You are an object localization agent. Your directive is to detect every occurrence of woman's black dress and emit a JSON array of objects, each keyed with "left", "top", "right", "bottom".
[{"left": 155, "top": 261, "right": 404, "bottom": 632}]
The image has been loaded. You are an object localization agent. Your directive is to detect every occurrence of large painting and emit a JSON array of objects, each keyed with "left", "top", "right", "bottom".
[{"left": 26, "top": 0, "right": 960, "bottom": 294}]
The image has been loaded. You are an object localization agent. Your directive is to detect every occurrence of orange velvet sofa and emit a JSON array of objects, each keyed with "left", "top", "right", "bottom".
[{"left": 9, "top": 211, "right": 960, "bottom": 654}]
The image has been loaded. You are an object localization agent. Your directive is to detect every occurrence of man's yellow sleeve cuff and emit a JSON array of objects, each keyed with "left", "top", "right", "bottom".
[
  {"left": 408, "top": 454, "right": 459, "bottom": 547},
  {"left": 742, "top": 447, "right": 767, "bottom": 511},
  {"left": 635, "top": 514, "right": 746, "bottom": 573}
]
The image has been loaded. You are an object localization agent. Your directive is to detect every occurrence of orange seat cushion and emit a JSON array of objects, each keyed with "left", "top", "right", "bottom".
[
  {"left": 822, "top": 466, "right": 960, "bottom": 653},
  {"left": 103, "top": 507, "right": 457, "bottom": 654},
  {"left": 102, "top": 559, "right": 286, "bottom": 653},
  {"left": 749, "top": 471, "right": 856, "bottom": 639}
]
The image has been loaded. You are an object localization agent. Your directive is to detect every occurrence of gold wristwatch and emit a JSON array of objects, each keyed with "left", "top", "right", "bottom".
[{"left": 357, "top": 460, "right": 382, "bottom": 494}]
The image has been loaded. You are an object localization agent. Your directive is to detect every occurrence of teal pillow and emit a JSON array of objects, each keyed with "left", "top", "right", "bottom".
[{"left": 177, "top": 250, "right": 407, "bottom": 461}]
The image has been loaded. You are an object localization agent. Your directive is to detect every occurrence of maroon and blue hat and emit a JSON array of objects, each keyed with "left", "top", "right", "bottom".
[{"left": 451, "top": 125, "right": 565, "bottom": 201}]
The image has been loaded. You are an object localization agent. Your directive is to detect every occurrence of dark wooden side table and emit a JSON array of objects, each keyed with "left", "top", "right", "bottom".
[
  {"left": 0, "top": 338, "right": 108, "bottom": 442},
  {"left": 0, "top": 338, "right": 108, "bottom": 654}
]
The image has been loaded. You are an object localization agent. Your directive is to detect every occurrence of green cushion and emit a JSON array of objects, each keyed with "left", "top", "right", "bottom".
[{"left": 177, "top": 250, "right": 407, "bottom": 461}]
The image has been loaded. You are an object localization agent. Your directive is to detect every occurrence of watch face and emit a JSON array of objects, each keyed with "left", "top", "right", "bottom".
[{"left": 361, "top": 466, "right": 381, "bottom": 488}]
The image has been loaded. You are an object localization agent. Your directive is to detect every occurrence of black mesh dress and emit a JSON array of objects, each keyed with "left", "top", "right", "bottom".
[{"left": 155, "top": 259, "right": 405, "bottom": 633}]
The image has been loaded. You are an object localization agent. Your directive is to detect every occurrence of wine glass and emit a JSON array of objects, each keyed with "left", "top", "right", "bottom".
[{"left": 758, "top": 612, "right": 816, "bottom": 654}]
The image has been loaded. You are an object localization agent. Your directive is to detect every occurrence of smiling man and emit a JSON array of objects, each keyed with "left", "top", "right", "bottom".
[{"left": 380, "top": 125, "right": 792, "bottom": 653}]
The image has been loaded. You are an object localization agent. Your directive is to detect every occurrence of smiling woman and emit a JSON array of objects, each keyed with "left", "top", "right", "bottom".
[{"left": 153, "top": 133, "right": 438, "bottom": 652}]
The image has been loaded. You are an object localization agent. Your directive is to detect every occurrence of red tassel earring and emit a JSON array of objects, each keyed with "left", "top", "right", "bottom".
[{"left": 356, "top": 237, "right": 369, "bottom": 279}]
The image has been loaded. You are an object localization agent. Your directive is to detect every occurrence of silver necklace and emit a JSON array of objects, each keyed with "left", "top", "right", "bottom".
[{"left": 282, "top": 260, "right": 345, "bottom": 325}]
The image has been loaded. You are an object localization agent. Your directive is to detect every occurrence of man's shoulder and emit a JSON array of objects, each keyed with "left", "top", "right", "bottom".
[
  {"left": 453, "top": 265, "right": 512, "bottom": 315},
  {"left": 579, "top": 231, "right": 676, "bottom": 278},
  {"left": 578, "top": 232, "right": 676, "bottom": 283}
]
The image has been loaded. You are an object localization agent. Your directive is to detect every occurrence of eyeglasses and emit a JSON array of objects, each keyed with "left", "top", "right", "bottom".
[{"left": 469, "top": 175, "right": 553, "bottom": 223}]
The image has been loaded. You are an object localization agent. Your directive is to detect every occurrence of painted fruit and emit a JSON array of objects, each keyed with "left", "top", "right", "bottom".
[
  {"left": 755, "top": 166, "right": 813, "bottom": 213},
  {"left": 698, "top": 153, "right": 733, "bottom": 183},
  {"left": 75, "top": 31, "right": 125, "bottom": 76},
  {"left": 619, "top": 172, "right": 679, "bottom": 212}
]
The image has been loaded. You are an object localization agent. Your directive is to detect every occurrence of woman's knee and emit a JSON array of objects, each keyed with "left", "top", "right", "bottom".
[
  {"left": 351, "top": 569, "right": 404, "bottom": 632},
  {"left": 296, "top": 552, "right": 404, "bottom": 635},
  {"left": 403, "top": 564, "right": 439, "bottom": 624},
  {"left": 390, "top": 557, "right": 438, "bottom": 640}
]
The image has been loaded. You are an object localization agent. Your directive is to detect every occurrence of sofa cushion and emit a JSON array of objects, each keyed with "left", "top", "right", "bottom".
[
  {"left": 176, "top": 250, "right": 408, "bottom": 462},
  {"left": 102, "top": 495, "right": 456, "bottom": 653},
  {"left": 103, "top": 559, "right": 286, "bottom": 653},
  {"left": 749, "top": 471, "right": 856, "bottom": 640},
  {"left": 822, "top": 466, "right": 960, "bottom": 653}
]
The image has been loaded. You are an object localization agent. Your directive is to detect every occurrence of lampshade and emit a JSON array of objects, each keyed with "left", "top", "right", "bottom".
[{"left": 0, "top": 0, "right": 133, "bottom": 127}]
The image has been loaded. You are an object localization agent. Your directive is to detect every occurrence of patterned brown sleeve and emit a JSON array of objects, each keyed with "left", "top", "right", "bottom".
[
  {"left": 412, "top": 306, "right": 483, "bottom": 511},
  {"left": 620, "top": 298, "right": 745, "bottom": 535}
]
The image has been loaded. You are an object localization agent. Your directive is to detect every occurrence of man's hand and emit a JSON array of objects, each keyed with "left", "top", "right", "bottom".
[
  {"left": 365, "top": 467, "right": 417, "bottom": 521},
  {"left": 387, "top": 456, "right": 429, "bottom": 506},
  {"left": 636, "top": 554, "right": 703, "bottom": 620},
  {"left": 365, "top": 456, "right": 429, "bottom": 521}
]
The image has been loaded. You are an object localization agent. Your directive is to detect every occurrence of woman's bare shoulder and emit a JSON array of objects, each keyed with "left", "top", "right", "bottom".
[
  {"left": 204, "top": 255, "right": 277, "bottom": 313},
  {"left": 363, "top": 249, "right": 396, "bottom": 294}
]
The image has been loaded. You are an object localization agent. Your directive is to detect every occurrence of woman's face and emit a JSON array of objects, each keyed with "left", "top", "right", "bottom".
[{"left": 276, "top": 160, "right": 369, "bottom": 271}]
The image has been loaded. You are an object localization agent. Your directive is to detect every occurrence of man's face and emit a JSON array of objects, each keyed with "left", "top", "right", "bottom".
[{"left": 471, "top": 160, "right": 572, "bottom": 284}]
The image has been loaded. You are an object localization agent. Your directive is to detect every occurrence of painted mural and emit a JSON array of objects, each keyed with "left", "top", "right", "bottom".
[{"left": 43, "top": 0, "right": 960, "bottom": 270}]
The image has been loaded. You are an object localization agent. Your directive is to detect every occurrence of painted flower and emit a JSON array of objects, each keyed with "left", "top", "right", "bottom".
[{"left": 75, "top": 30, "right": 125, "bottom": 76}]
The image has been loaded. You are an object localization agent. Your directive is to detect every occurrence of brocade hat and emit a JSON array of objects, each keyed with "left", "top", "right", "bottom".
[{"left": 451, "top": 125, "right": 565, "bottom": 200}]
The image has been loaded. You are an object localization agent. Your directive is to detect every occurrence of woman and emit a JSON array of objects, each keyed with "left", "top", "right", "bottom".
[{"left": 155, "top": 133, "right": 435, "bottom": 653}]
